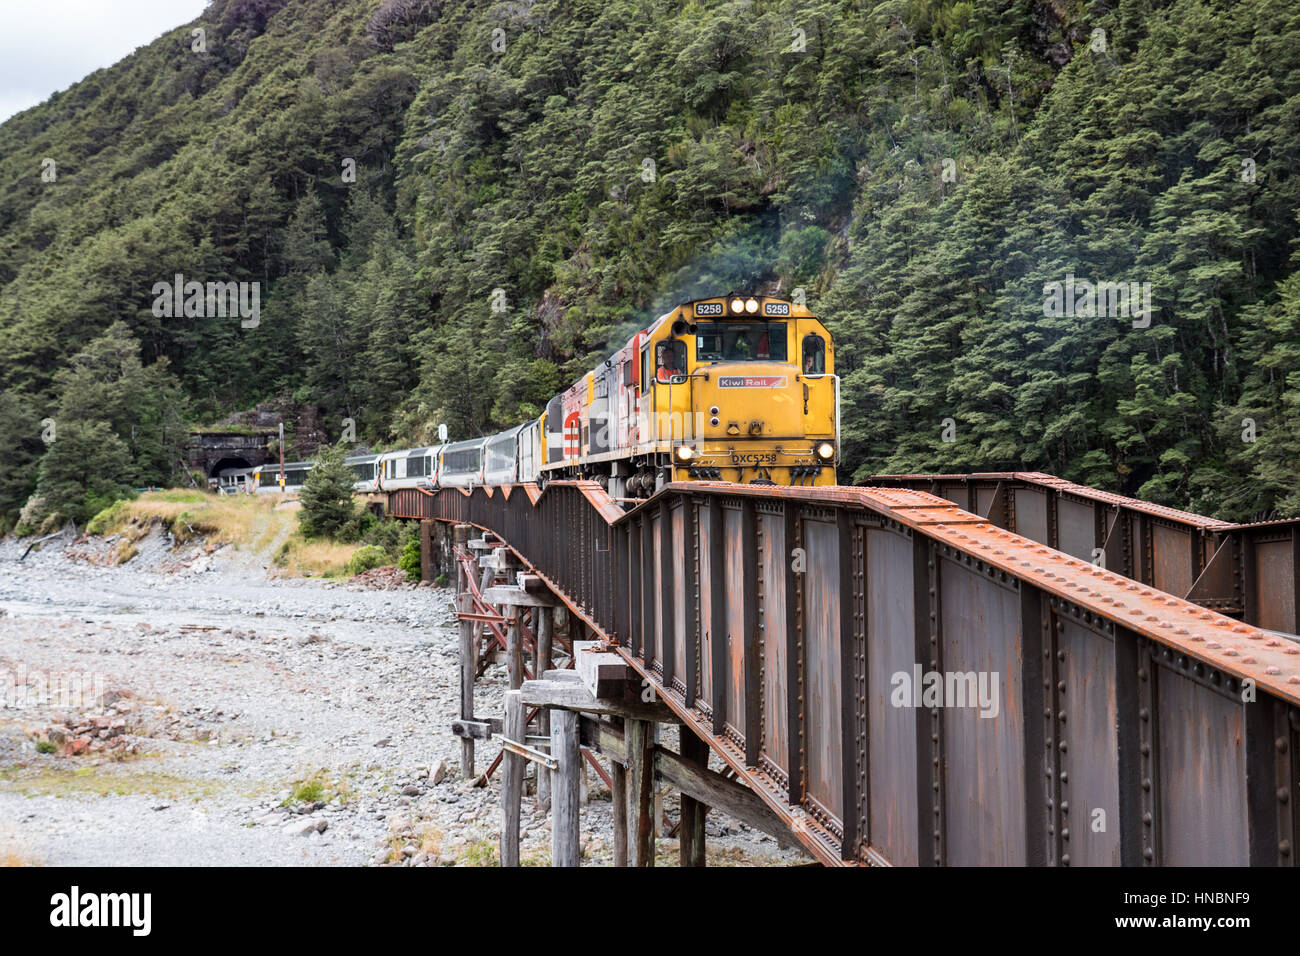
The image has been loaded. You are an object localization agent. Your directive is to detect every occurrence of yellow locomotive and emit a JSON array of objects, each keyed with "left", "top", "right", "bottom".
[{"left": 541, "top": 294, "right": 838, "bottom": 498}]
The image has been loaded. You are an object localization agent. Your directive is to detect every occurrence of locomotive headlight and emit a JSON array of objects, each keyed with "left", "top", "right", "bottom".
[
  {"left": 744, "top": 297, "right": 759, "bottom": 313},
  {"left": 675, "top": 445, "right": 695, "bottom": 463},
  {"left": 815, "top": 442, "right": 836, "bottom": 462},
  {"left": 729, "top": 297, "right": 745, "bottom": 314}
]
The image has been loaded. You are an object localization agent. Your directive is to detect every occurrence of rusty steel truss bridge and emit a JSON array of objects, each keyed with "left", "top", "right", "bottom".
[{"left": 387, "top": 472, "right": 1300, "bottom": 867}]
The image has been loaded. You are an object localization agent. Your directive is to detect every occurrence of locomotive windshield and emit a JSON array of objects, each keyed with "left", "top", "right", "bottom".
[{"left": 695, "top": 321, "right": 787, "bottom": 362}]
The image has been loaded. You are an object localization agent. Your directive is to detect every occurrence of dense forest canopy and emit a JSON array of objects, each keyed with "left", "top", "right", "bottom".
[{"left": 0, "top": 0, "right": 1297, "bottom": 529}]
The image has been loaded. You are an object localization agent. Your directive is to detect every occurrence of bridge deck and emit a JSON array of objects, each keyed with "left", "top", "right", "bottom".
[{"left": 389, "top": 480, "right": 1300, "bottom": 866}]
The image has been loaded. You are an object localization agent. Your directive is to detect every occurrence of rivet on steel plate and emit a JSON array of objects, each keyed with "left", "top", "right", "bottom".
[{"left": 1266, "top": 666, "right": 1281, "bottom": 675}]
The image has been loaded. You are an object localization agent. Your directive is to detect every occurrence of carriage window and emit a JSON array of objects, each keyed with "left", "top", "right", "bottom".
[
  {"left": 802, "top": 333, "right": 826, "bottom": 374},
  {"left": 695, "top": 322, "right": 787, "bottom": 362},
  {"left": 655, "top": 340, "right": 687, "bottom": 382}
]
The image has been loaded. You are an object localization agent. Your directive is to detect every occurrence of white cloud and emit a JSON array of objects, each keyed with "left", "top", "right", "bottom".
[{"left": 0, "top": 0, "right": 212, "bottom": 123}]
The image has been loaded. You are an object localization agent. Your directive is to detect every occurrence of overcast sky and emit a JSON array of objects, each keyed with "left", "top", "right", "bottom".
[{"left": 0, "top": 0, "right": 212, "bottom": 123}]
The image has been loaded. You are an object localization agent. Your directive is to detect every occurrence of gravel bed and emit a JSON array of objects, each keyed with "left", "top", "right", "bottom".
[{"left": 0, "top": 531, "right": 804, "bottom": 867}]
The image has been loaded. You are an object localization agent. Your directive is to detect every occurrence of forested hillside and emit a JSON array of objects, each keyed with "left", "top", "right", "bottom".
[{"left": 1, "top": 0, "right": 1297, "bottom": 529}]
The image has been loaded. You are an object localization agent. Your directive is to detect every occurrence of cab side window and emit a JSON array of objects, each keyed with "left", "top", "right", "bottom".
[
  {"left": 802, "top": 333, "right": 826, "bottom": 374},
  {"left": 655, "top": 339, "right": 686, "bottom": 382}
]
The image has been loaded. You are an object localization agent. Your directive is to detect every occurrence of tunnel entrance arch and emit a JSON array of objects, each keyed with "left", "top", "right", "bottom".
[{"left": 209, "top": 456, "right": 253, "bottom": 478}]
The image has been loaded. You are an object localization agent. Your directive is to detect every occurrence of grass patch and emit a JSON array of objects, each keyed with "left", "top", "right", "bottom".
[
  {"left": 276, "top": 535, "right": 360, "bottom": 578},
  {"left": 34, "top": 741, "right": 56, "bottom": 755},
  {"left": 0, "top": 763, "right": 220, "bottom": 800},
  {"left": 147, "top": 489, "right": 211, "bottom": 504},
  {"left": 449, "top": 836, "right": 499, "bottom": 867},
  {"left": 280, "top": 769, "right": 350, "bottom": 806},
  {"left": 85, "top": 490, "right": 368, "bottom": 577},
  {"left": 89, "top": 491, "right": 291, "bottom": 551}
]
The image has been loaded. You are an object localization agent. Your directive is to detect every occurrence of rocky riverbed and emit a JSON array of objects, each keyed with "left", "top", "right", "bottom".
[{"left": 0, "top": 528, "right": 803, "bottom": 867}]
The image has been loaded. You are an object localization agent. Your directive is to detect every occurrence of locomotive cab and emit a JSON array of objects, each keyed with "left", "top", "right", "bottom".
[{"left": 630, "top": 295, "right": 837, "bottom": 492}]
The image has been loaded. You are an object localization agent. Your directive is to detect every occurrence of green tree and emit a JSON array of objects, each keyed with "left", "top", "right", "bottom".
[
  {"left": 0, "top": 391, "right": 44, "bottom": 529},
  {"left": 297, "top": 443, "right": 355, "bottom": 539},
  {"left": 32, "top": 421, "right": 133, "bottom": 527}
]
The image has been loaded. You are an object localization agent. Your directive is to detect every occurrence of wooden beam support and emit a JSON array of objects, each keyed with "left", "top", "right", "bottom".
[
  {"left": 501, "top": 690, "right": 524, "bottom": 868},
  {"left": 537, "top": 608, "right": 554, "bottom": 811},
  {"left": 540, "top": 669, "right": 583, "bottom": 683},
  {"left": 481, "top": 586, "right": 558, "bottom": 608},
  {"left": 478, "top": 546, "right": 520, "bottom": 571},
  {"left": 679, "top": 729, "right": 708, "bottom": 867},
  {"left": 519, "top": 678, "right": 681, "bottom": 723},
  {"left": 552, "top": 709, "right": 581, "bottom": 867},
  {"left": 626, "top": 718, "right": 655, "bottom": 867},
  {"left": 573, "top": 639, "right": 634, "bottom": 698},
  {"left": 455, "top": 524, "right": 475, "bottom": 778},
  {"left": 585, "top": 719, "right": 799, "bottom": 851},
  {"left": 609, "top": 716, "right": 627, "bottom": 867},
  {"left": 451, "top": 717, "right": 500, "bottom": 740},
  {"left": 506, "top": 607, "right": 523, "bottom": 691}
]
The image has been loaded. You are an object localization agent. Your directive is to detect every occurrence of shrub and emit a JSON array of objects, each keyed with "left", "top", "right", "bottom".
[
  {"left": 87, "top": 499, "right": 131, "bottom": 536},
  {"left": 345, "top": 544, "right": 388, "bottom": 576},
  {"left": 398, "top": 534, "right": 421, "bottom": 582}
]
